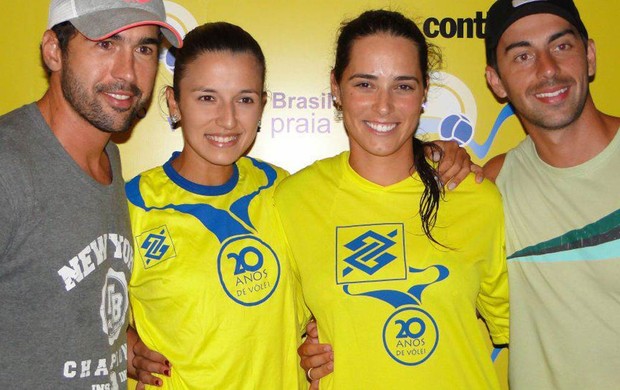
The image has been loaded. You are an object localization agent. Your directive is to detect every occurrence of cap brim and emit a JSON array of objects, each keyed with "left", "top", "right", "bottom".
[{"left": 71, "top": 9, "right": 183, "bottom": 48}]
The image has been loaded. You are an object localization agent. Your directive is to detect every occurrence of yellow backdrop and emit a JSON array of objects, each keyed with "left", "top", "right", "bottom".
[{"left": 1, "top": 1, "right": 618, "bottom": 389}]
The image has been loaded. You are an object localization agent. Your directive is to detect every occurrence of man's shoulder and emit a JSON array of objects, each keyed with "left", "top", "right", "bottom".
[
  {"left": 0, "top": 103, "right": 37, "bottom": 130},
  {"left": 483, "top": 136, "right": 533, "bottom": 183},
  {"left": 0, "top": 103, "right": 40, "bottom": 154},
  {"left": 482, "top": 154, "right": 507, "bottom": 183}
]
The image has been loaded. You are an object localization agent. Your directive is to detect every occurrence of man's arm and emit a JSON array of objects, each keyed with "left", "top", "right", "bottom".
[
  {"left": 482, "top": 153, "right": 507, "bottom": 183},
  {"left": 427, "top": 140, "right": 484, "bottom": 190}
]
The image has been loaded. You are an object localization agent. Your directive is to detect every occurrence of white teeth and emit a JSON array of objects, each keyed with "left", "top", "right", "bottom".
[
  {"left": 366, "top": 121, "right": 397, "bottom": 132},
  {"left": 536, "top": 87, "right": 568, "bottom": 98},
  {"left": 206, "top": 135, "right": 237, "bottom": 143},
  {"left": 108, "top": 93, "right": 130, "bottom": 100}
]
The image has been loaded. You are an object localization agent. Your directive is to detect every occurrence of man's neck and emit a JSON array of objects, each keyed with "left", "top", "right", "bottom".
[{"left": 37, "top": 88, "right": 114, "bottom": 185}]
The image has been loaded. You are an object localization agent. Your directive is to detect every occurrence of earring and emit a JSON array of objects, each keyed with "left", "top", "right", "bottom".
[
  {"left": 421, "top": 102, "right": 427, "bottom": 112},
  {"left": 332, "top": 95, "right": 342, "bottom": 111},
  {"left": 257, "top": 120, "right": 262, "bottom": 133},
  {"left": 168, "top": 114, "right": 180, "bottom": 130}
]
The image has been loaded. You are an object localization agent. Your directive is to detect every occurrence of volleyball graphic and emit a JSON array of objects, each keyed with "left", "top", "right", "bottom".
[
  {"left": 161, "top": 1, "right": 199, "bottom": 73},
  {"left": 439, "top": 113, "right": 474, "bottom": 146}
]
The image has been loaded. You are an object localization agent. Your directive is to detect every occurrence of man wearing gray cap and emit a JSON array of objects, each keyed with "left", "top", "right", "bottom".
[
  {"left": 0, "top": 0, "right": 181, "bottom": 388},
  {"left": 484, "top": 0, "right": 620, "bottom": 389}
]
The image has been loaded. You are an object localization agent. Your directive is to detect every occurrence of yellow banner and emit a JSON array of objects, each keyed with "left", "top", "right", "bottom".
[{"left": 2, "top": 1, "right": 618, "bottom": 388}]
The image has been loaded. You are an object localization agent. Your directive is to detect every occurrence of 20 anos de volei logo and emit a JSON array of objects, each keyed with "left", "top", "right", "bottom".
[{"left": 217, "top": 235, "right": 281, "bottom": 306}]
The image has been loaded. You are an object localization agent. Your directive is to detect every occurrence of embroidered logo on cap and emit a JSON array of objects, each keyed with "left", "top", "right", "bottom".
[{"left": 512, "top": 0, "right": 547, "bottom": 7}]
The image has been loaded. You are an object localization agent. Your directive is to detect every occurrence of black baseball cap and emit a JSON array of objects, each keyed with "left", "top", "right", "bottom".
[{"left": 485, "top": 0, "right": 588, "bottom": 66}]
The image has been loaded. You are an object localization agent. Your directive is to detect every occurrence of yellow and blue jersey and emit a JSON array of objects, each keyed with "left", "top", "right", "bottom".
[{"left": 127, "top": 153, "right": 309, "bottom": 389}]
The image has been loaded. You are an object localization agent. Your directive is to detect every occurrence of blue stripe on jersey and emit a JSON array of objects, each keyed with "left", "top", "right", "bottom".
[
  {"left": 126, "top": 155, "right": 279, "bottom": 243},
  {"left": 230, "top": 158, "right": 278, "bottom": 230},
  {"left": 163, "top": 152, "right": 239, "bottom": 196}
]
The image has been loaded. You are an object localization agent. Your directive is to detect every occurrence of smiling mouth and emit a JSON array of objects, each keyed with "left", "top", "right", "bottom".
[
  {"left": 206, "top": 135, "right": 238, "bottom": 144},
  {"left": 365, "top": 121, "right": 397, "bottom": 133},
  {"left": 535, "top": 87, "right": 568, "bottom": 99},
  {"left": 106, "top": 93, "right": 131, "bottom": 101}
]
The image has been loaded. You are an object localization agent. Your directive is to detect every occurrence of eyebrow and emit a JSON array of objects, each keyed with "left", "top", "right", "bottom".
[
  {"left": 107, "top": 34, "right": 161, "bottom": 46},
  {"left": 504, "top": 28, "right": 576, "bottom": 53},
  {"left": 347, "top": 73, "right": 420, "bottom": 82},
  {"left": 190, "top": 87, "right": 261, "bottom": 94},
  {"left": 140, "top": 36, "right": 162, "bottom": 46}
]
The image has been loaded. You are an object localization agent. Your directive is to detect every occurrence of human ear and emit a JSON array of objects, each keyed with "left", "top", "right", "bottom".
[
  {"left": 165, "top": 86, "right": 180, "bottom": 116},
  {"left": 330, "top": 71, "right": 342, "bottom": 107},
  {"left": 41, "top": 30, "right": 62, "bottom": 73},
  {"left": 261, "top": 91, "right": 268, "bottom": 109},
  {"left": 485, "top": 65, "right": 508, "bottom": 99},
  {"left": 165, "top": 86, "right": 182, "bottom": 129},
  {"left": 586, "top": 39, "right": 596, "bottom": 78}
]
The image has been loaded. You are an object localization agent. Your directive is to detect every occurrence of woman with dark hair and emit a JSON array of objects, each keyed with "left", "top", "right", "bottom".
[
  {"left": 125, "top": 22, "right": 309, "bottom": 389},
  {"left": 274, "top": 10, "right": 508, "bottom": 389}
]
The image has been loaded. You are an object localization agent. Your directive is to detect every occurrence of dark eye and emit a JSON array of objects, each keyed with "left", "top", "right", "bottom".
[
  {"left": 397, "top": 84, "right": 414, "bottom": 91},
  {"left": 198, "top": 95, "right": 215, "bottom": 102},
  {"left": 239, "top": 96, "right": 255, "bottom": 104},
  {"left": 97, "top": 41, "right": 113, "bottom": 50},
  {"left": 556, "top": 42, "right": 572, "bottom": 51},
  {"left": 514, "top": 52, "right": 531, "bottom": 63},
  {"left": 137, "top": 46, "right": 155, "bottom": 55}
]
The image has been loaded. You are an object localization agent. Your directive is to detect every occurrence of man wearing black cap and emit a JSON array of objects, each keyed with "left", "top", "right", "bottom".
[
  {"left": 0, "top": 0, "right": 181, "bottom": 388},
  {"left": 484, "top": 0, "right": 620, "bottom": 389}
]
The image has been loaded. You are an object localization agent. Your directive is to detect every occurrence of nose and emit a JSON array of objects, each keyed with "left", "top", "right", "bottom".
[
  {"left": 216, "top": 101, "right": 237, "bottom": 130},
  {"left": 110, "top": 49, "right": 137, "bottom": 84},
  {"left": 536, "top": 51, "right": 560, "bottom": 80},
  {"left": 373, "top": 88, "right": 393, "bottom": 116}
]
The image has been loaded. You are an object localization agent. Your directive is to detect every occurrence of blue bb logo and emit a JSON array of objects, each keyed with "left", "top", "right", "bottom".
[
  {"left": 336, "top": 223, "right": 407, "bottom": 285},
  {"left": 383, "top": 306, "right": 439, "bottom": 366},
  {"left": 342, "top": 230, "right": 398, "bottom": 277},
  {"left": 136, "top": 225, "right": 176, "bottom": 268},
  {"left": 217, "top": 235, "right": 280, "bottom": 306}
]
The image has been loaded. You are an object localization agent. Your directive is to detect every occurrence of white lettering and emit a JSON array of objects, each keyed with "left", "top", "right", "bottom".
[
  {"left": 78, "top": 246, "right": 95, "bottom": 278},
  {"left": 108, "top": 234, "right": 123, "bottom": 259},
  {"left": 122, "top": 238, "right": 133, "bottom": 268},
  {"left": 57, "top": 257, "right": 83, "bottom": 291},
  {"left": 80, "top": 359, "right": 92, "bottom": 378},
  {"left": 91, "top": 235, "right": 108, "bottom": 266},
  {"left": 94, "top": 358, "right": 108, "bottom": 376},
  {"left": 57, "top": 234, "right": 132, "bottom": 291},
  {"left": 63, "top": 361, "right": 77, "bottom": 378}
]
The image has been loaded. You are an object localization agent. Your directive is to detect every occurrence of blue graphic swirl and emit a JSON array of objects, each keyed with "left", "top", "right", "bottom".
[
  {"left": 343, "top": 265, "right": 449, "bottom": 308},
  {"left": 469, "top": 104, "right": 515, "bottom": 159}
]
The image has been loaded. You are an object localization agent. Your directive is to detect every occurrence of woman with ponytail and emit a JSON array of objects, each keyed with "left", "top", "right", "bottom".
[{"left": 274, "top": 9, "right": 509, "bottom": 390}]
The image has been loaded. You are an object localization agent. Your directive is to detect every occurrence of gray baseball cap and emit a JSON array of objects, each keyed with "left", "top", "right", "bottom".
[{"left": 47, "top": 0, "right": 183, "bottom": 47}]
